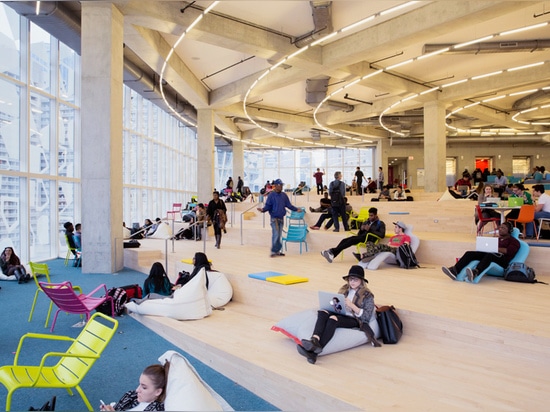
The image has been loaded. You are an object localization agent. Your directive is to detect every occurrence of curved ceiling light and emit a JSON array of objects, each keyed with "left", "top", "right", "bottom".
[
  {"left": 371, "top": 21, "right": 550, "bottom": 136},
  {"left": 157, "top": 2, "right": 290, "bottom": 150},
  {"left": 243, "top": 1, "right": 421, "bottom": 148}
]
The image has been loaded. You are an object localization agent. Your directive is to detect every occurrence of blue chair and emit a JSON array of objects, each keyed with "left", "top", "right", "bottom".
[
  {"left": 285, "top": 210, "right": 306, "bottom": 226},
  {"left": 456, "top": 228, "right": 529, "bottom": 283},
  {"left": 282, "top": 225, "right": 308, "bottom": 254}
]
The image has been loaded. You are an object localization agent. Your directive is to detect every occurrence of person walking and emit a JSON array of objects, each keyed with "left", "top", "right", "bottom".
[
  {"left": 377, "top": 167, "right": 385, "bottom": 191},
  {"left": 313, "top": 168, "right": 325, "bottom": 195},
  {"left": 328, "top": 171, "right": 349, "bottom": 232},
  {"left": 257, "top": 178, "right": 303, "bottom": 257},
  {"left": 207, "top": 191, "right": 227, "bottom": 249}
]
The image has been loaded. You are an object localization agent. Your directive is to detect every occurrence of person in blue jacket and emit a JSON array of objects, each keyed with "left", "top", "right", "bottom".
[{"left": 257, "top": 178, "right": 304, "bottom": 257}]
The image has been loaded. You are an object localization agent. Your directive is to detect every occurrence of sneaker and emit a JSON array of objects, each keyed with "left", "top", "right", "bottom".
[
  {"left": 332, "top": 229, "right": 339, "bottom": 232},
  {"left": 278, "top": 252, "right": 285, "bottom": 256},
  {"left": 270, "top": 253, "right": 279, "bottom": 258},
  {"left": 466, "top": 267, "right": 479, "bottom": 282},
  {"left": 441, "top": 266, "right": 457, "bottom": 280},
  {"left": 352, "top": 252, "right": 362, "bottom": 262},
  {"left": 309, "top": 207, "right": 315, "bottom": 212},
  {"left": 321, "top": 250, "right": 333, "bottom": 263},
  {"left": 310, "top": 226, "right": 320, "bottom": 230}
]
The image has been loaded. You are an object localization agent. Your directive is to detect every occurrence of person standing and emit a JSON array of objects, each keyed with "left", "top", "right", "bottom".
[
  {"left": 257, "top": 178, "right": 303, "bottom": 257},
  {"left": 236, "top": 176, "right": 244, "bottom": 195},
  {"left": 328, "top": 171, "right": 349, "bottom": 232},
  {"left": 354, "top": 167, "right": 364, "bottom": 195},
  {"left": 377, "top": 167, "right": 385, "bottom": 191},
  {"left": 207, "top": 191, "right": 227, "bottom": 249},
  {"left": 313, "top": 168, "right": 325, "bottom": 195}
]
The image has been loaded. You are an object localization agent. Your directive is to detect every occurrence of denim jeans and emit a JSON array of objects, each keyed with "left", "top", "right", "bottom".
[
  {"left": 526, "top": 211, "right": 550, "bottom": 237},
  {"left": 270, "top": 217, "right": 284, "bottom": 254}
]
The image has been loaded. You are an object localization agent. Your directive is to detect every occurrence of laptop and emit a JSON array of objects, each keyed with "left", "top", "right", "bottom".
[
  {"left": 318, "top": 291, "right": 352, "bottom": 317},
  {"left": 476, "top": 236, "right": 499, "bottom": 253},
  {"left": 486, "top": 197, "right": 501, "bottom": 204},
  {"left": 508, "top": 197, "right": 524, "bottom": 207},
  {"left": 456, "top": 185, "right": 469, "bottom": 196}
]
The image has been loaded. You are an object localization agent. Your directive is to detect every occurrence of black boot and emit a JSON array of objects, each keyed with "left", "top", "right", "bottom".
[
  {"left": 14, "top": 269, "right": 23, "bottom": 284},
  {"left": 215, "top": 234, "right": 221, "bottom": 249},
  {"left": 21, "top": 268, "right": 30, "bottom": 283}
]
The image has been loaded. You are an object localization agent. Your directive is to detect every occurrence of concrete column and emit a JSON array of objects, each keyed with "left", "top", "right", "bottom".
[
  {"left": 197, "top": 109, "right": 215, "bottom": 203},
  {"left": 80, "top": 3, "right": 124, "bottom": 273},
  {"left": 376, "top": 138, "right": 390, "bottom": 187},
  {"left": 423, "top": 101, "right": 447, "bottom": 192},
  {"left": 233, "top": 138, "right": 244, "bottom": 189}
]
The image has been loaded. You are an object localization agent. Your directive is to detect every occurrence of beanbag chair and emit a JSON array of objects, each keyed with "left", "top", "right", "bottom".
[
  {"left": 125, "top": 269, "right": 211, "bottom": 320},
  {"left": 158, "top": 350, "right": 232, "bottom": 411},
  {"left": 271, "top": 309, "right": 380, "bottom": 356},
  {"left": 359, "top": 225, "right": 420, "bottom": 270},
  {"left": 206, "top": 271, "right": 233, "bottom": 308},
  {"left": 148, "top": 222, "right": 173, "bottom": 239}
]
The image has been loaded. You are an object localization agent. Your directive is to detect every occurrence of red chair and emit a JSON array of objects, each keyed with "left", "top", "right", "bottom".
[
  {"left": 167, "top": 203, "right": 183, "bottom": 220},
  {"left": 475, "top": 204, "right": 499, "bottom": 236},
  {"left": 39, "top": 281, "right": 114, "bottom": 332}
]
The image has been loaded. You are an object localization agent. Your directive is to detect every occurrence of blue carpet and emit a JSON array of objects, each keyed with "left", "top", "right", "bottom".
[{"left": 0, "top": 259, "right": 277, "bottom": 411}]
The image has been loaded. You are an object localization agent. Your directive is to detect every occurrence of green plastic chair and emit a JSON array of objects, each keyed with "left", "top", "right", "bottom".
[{"left": 0, "top": 312, "right": 118, "bottom": 411}]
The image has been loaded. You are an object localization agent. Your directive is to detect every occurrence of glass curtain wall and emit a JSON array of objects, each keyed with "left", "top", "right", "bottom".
[
  {"left": 0, "top": 6, "right": 80, "bottom": 263},
  {"left": 242, "top": 148, "right": 374, "bottom": 193},
  {"left": 122, "top": 88, "right": 198, "bottom": 227}
]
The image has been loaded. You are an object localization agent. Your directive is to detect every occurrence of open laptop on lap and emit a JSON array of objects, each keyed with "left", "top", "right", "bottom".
[
  {"left": 476, "top": 236, "right": 499, "bottom": 253},
  {"left": 318, "top": 291, "right": 352, "bottom": 317}
]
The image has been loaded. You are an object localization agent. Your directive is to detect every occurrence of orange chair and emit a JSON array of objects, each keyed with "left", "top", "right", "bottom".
[
  {"left": 475, "top": 204, "right": 499, "bottom": 236},
  {"left": 508, "top": 204, "right": 535, "bottom": 239}
]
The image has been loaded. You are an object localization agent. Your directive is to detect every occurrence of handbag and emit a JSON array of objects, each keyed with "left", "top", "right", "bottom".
[{"left": 376, "top": 305, "right": 403, "bottom": 344}]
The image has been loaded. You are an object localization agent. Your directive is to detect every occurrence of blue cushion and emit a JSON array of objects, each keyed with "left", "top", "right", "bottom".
[{"left": 248, "top": 271, "right": 285, "bottom": 281}]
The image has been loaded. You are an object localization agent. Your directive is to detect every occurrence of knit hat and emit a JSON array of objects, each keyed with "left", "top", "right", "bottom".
[{"left": 273, "top": 178, "right": 284, "bottom": 185}]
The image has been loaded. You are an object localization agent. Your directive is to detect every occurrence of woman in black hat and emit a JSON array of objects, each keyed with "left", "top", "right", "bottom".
[{"left": 297, "top": 265, "right": 380, "bottom": 364}]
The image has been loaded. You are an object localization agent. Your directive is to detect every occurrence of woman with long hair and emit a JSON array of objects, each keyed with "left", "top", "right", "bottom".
[
  {"left": 1, "top": 247, "right": 30, "bottom": 283},
  {"left": 174, "top": 252, "right": 213, "bottom": 289},
  {"left": 143, "top": 262, "right": 172, "bottom": 296},
  {"left": 206, "top": 191, "right": 227, "bottom": 248}
]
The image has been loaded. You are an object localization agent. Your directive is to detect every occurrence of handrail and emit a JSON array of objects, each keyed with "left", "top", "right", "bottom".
[{"left": 240, "top": 202, "right": 263, "bottom": 245}]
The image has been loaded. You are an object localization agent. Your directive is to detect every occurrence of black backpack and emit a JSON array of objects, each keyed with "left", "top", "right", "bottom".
[
  {"left": 96, "top": 287, "right": 128, "bottom": 316},
  {"left": 330, "top": 183, "right": 344, "bottom": 207},
  {"left": 395, "top": 243, "right": 420, "bottom": 269},
  {"left": 504, "top": 262, "right": 546, "bottom": 284}
]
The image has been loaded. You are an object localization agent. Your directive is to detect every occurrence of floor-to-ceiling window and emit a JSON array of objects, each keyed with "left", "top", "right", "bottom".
[
  {"left": 122, "top": 88, "right": 198, "bottom": 227},
  {"left": 0, "top": 5, "right": 80, "bottom": 263}
]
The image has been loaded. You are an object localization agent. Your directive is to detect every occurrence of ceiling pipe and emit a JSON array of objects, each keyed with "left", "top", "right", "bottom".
[
  {"left": 423, "top": 40, "right": 550, "bottom": 54},
  {"left": 233, "top": 117, "right": 279, "bottom": 129},
  {"left": 294, "top": 1, "right": 333, "bottom": 48}
]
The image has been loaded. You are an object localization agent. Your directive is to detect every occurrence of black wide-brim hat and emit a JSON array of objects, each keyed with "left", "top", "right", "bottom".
[{"left": 342, "top": 265, "right": 367, "bottom": 282}]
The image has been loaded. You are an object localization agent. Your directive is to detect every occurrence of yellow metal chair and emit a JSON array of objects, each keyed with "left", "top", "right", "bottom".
[
  {"left": 0, "top": 312, "right": 118, "bottom": 411},
  {"left": 28, "top": 262, "right": 82, "bottom": 327},
  {"left": 348, "top": 207, "right": 371, "bottom": 230},
  {"left": 355, "top": 232, "right": 383, "bottom": 254},
  {"left": 64, "top": 235, "right": 81, "bottom": 267}
]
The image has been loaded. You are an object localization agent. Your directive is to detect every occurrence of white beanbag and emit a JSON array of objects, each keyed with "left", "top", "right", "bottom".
[
  {"left": 126, "top": 269, "right": 211, "bottom": 320},
  {"left": 148, "top": 222, "right": 173, "bottom": 239},
  {"left": 206, "top": 271, "right": 233, "bottom": 308},
  {"left": 271, "top": 309, "right": 380, "bottom": 356},
  {"left": 158, "top": 350, "right": 232, "bottom": 411}
]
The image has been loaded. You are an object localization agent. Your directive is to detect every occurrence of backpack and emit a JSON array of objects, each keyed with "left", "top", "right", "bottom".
[
  {"left": 504, "top": 262, "right": 545, "bottom": 284},
  {"left": 96, "top": 287, "right": 128, "bottom": 316},
  {"left": 395, "top": 243, "right": 419, "bottom": 269},
  {"left": 330, "top": 183, "right": 344, "bottom": 207}
]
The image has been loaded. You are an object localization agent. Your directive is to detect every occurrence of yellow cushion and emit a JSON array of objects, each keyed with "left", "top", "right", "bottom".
[
  {"left": 266, "top": 274, "right": 308, "bottom": 285},
  {"left": 181, "top": 258, "right": 212, "bottom": 264}
]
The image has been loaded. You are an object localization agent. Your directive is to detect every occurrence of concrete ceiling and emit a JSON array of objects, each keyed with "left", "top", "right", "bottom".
[{"left": 10, "top": 0, "right": 550, "bottom": 148}]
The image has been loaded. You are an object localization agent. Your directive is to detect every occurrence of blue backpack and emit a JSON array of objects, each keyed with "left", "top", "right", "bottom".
[{"left": 504, "top": 263, "right": 545, "bottom": 284}]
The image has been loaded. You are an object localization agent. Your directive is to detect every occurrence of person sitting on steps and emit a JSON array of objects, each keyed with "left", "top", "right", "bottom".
[{"left": 353, "top": 221, "right": 410, "bottom": 263}]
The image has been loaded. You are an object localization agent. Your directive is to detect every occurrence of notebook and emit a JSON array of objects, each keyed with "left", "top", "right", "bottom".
[
  {"left": 318, "top": 291, "right": 352, "bottom": 317},
  {"left": 476, "top": 236, "right": 499, "bottom": 253}
]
